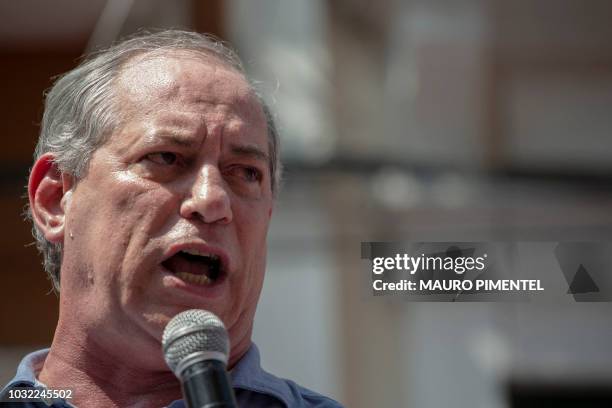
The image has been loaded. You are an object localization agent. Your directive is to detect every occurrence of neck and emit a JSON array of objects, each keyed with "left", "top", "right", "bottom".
[
  {"left": 228, "top": 335, "right": 251, "bottom": 370},
  {"left": 39, "top": 328, "right": 181, "bottom": 408},
  {"left": 39, "top": 321, "right": 253, "bottom": 408}
]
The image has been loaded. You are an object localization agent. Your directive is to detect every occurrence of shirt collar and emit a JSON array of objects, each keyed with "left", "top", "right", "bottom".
[
  {"left": 231, "top": 343, "right": 291, "bottom": 406},
  {"left": 3, "top": 348, "right": 48, "bottom": 388}
]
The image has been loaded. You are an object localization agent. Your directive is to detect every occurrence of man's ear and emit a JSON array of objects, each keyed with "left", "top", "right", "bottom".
[{"left": 28, "top": 153, "right": 74, "bottom": 243}]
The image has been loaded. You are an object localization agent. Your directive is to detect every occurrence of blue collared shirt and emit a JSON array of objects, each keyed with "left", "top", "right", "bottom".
[{"left": 0, "top": 344, "right": 342, "bottom": 408}]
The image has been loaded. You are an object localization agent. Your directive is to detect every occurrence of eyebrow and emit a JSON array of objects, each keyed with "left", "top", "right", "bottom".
[
  {"left": 148, "top": 133, "right": 196, "bottom": 148},
  {"left": 143, "top": 133, "right": 269, "bottom": 162},
  {"left": 229, "top": 143, "right": 269, "bottom": 163}
]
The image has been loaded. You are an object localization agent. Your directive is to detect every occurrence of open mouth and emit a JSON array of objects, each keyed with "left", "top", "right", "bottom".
[{"left": 162, "top": 250, "right": 225, "bottom": 286}]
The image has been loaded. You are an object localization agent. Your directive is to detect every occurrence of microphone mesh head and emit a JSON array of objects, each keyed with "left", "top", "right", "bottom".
[{"left": 162, "top": 309, "right": 229, "bottom": 374}]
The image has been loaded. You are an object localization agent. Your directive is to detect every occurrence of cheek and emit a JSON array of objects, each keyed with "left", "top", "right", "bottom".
[
  {"left": 235, "top": 215, "right": 270, "bottom": 268},
  {"left": 232, "top": 202, "right": 270, "bottom": 283},
  {"left": 235, "top": 198, "right": 273, "bottom": 237},
  {"left": 112, "top": 178, "right": 179, "bottom": 223},
  {"left": 72, "top": 180, "right": 175, "bottom": 264},
  {"left": 109, "top": 185, "right": 183, "bottom": 269},
  {"left": 240, "top": 220, "right": 268, "bottom": 301}
]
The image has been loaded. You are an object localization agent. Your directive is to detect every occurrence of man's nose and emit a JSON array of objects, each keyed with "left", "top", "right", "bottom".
[{"left": 179, "top": 165, "right": 233, "bottom": 224}]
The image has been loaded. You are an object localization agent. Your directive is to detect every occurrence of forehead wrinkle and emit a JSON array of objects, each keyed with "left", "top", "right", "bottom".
[
  {"left": 112, "top": 52, "right": 268, "bottom": 152},
  {"left": 150, "top": 109, "right": 207, "bottom": 140},
  {"left": 115, "top": 49, "right": 262, "bottom": 108},
  {"left": 117, "top": 71, "right": 260, "bottom": 130},
  {"left": 105, "top": 110, "right": 200, "bottom": 155},
  {"left": 183, "top": 57, "right": 251, "bottom": 102},
  {"left": 141, "top": 131, "right": 197, "bottom": 148},
  {"left": 229, "top": 143, "right": 269, "bottom": 163}
]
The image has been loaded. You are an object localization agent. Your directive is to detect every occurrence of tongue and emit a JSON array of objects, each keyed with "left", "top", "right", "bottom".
[{"left": 164, "top": 254, "right": 210, "bottom": 276}]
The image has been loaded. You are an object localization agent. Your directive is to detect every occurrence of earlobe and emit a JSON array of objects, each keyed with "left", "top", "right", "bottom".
[{"left": 29, "top": 154, "right": 73, "bottom": 243}]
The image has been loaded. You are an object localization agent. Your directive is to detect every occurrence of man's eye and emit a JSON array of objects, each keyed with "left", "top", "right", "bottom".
[
  {"left": 145, "top": 152, "right": 179, "bottom": 166},
  {"left": 230, "top": 166, "right": 262, "bottom": 183},
  {"left": 243, "top": 167, "right": 262, "bottom": 182}
]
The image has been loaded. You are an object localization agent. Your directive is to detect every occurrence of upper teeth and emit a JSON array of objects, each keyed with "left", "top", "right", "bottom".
[{"left": 182, "top": 249, "right": 219, "bottom": 259}]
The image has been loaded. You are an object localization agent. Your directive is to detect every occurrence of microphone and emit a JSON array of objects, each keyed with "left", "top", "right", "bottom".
[{"left": 162, "top": 309, "right": 238, "bottom": 408}]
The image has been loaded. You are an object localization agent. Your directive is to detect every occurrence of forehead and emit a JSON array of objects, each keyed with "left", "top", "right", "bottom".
[{"left": 114, "top": 51, "right": 265, "bottom": 128}]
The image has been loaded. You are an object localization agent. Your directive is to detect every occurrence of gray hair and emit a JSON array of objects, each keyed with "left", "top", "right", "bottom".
[{"left": 29, "top": 29, "right": 281, "bottom": 292}]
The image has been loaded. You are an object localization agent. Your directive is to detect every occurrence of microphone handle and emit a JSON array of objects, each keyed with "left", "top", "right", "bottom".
[{"left": 182, "top": 360, "right": 238, "bottom": 408}]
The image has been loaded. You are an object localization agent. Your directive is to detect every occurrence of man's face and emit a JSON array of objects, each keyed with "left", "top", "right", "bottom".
[{"left": 58, "top": 52, "right": 273, "bottom": 368}]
